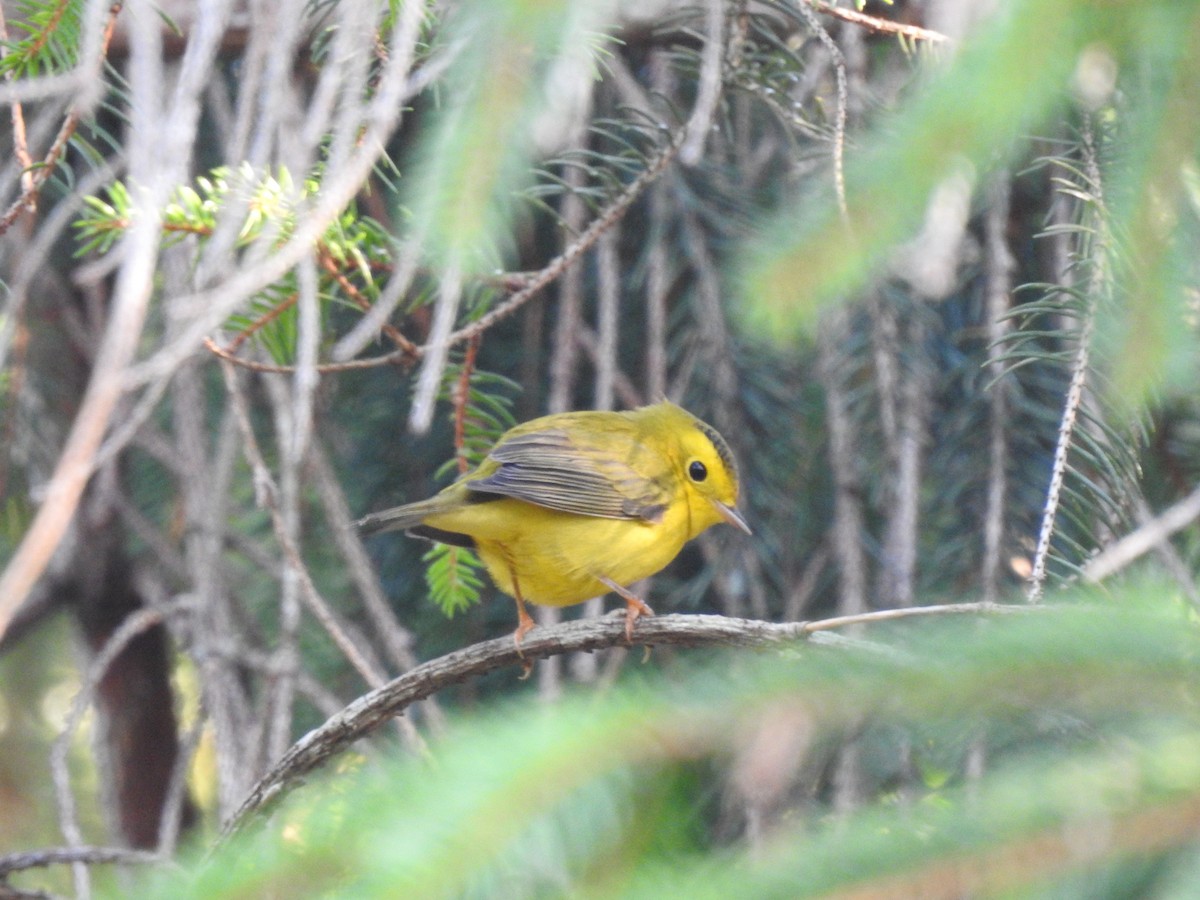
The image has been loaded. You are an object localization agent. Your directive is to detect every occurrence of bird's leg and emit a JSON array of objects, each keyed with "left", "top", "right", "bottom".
[
  {"left": 510, "top": 568, "right": 536, "bottom": 679},
  {"left": 512, "top": 590, "right": 536, "bottom": 649},
  {"left": 595, "top": 575, "right": 654, "bottom": 642}
]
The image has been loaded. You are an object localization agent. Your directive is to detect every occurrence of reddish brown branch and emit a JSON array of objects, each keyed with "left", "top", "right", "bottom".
[
  {"left": 316, "top": 246, "right": 419, "bottom": 359},
  {"left": 0, "top": 3, "right": 124, "bottom": 236},
  {"left": 203, "top": 336, "right": 412, "bottom": 374},
  {"left": 445, "top": 138, "right": 681, "bottom": 349},
  {"left": 163, "top": 220, "right": 212, "bottom": 236},
  {"left": 453, "top": 334, "right": 481, "bottom": 474},
  {"left": 227, "top": 293, "right": 297, "bottom": 352},
  {"left": 202, "top": 243, "right": 418, "bottom": 367},
  {"left": 809, "top": 0, "right": 949, "bottom": 44},
  {"left": 0, "top": 5, "right": 36, "bottom": 210},
  {"left": 22, "top": 0, "right": 73, "bottom": 59},
  {"left": 340, "top": 135, "right": 684, "bottom": 373},
  {"left": 204, "top": 135, "right": 683, "bottom": 378}
]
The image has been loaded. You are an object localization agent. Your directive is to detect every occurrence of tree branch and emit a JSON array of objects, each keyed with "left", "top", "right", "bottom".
[
  {"left": 219, "top": 602, "right": 1031, "bottom": 842},
  {"left": 1027, "top": 119, "right": 1107, "bottom": 602},
  {"left": 0, "top": 1, "right": 122, "bottom": 236},
  {"left": 1083, "top": 482, "right": 1200, "bottom": 584},
  {"left": 0, "top": 846, "right": 162, "bottom": 877},
  {"left": 808, "top": 0, "right": 950, "bottom": 45}
]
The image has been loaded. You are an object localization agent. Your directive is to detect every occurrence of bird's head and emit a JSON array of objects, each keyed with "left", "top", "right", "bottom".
[{"left": 651, "top": 402, "right": 751, "bottom": 538}]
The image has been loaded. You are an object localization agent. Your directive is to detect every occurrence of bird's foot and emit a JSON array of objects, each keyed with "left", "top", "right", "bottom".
[
  {"left": 595, "top": 574, "right": 654, "bottom": 643},
  {"left": 622, "top": 596, "right": 655, "bottom": 643}
]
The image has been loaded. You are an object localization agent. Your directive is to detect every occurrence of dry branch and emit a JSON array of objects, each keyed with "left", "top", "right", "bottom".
[
  {"left": 220, "top": 602, "right": 1029, "bottom": 842},
  {"left": 0, "top": 846, "right": 162, "bottom": 877}
]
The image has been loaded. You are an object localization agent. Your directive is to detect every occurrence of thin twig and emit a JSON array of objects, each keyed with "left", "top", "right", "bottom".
[
  {"left": 1130, "top": 493, "right": 1200, "bottom": 607},
  {"left": 574, "top": 326, "right": 643, "bottom": 408},
  {"left": 317, "top": 245, "right": 419, "bottom": 358},
  {"left": 545, "top": 146, "right": 589, "bottom": 416},
  {"left": 171, "top": 379, "right": 256, "bottom": 819},
  {"left": 110, "top": 488, "right": 188, "bottom": 579},
  {"left": 0, "top": 2, "right": 122, "bottom": 236},
  {"left": 1028, "top": 121, "right": 1106, "bottom": 602},
  {"left": 51, "top": 603, "right": 182, "bottom": 900},
  {"left": 783, "top": 542, "right": 830, "bottom": 622},
  {"left": 155, "top": 710, "right": 204, "bottom": 857},
  {"left": 225, "top": 294, "right": 299, "bottom": 353},
  {"left": 220, "top": 362, "right": 388, "bottom": 690},
  {"left": 982, "top": 176, "right": 1014, "bottom": 603},
  {"left": 440, "top": 134, "right": 682, "bottom": 351},
  {"left": 308, "top": 443, "right": 444, "bottom": 733},
  {"left": 878, "top": 310, "right": 930, "bottom": 610},
  {"left": 1083, "top": 483, "right": 1200, "bottom": 585},
  {"left": 331, "top": 238, "right": 423, "bottom": 361},
  {"left": 679, "top": 210, "right": 737, "bottom": 420},
  {"left": 817, "top": 309, "right": 868, "bottom": 617},
  {"left": 207, "top": 132, "right": 685, "bottom": 380},
  {"left": 204, "top": 338, "right": 391, "bottom": 374},
  {"left": 125, "top": 0, "right": 427, "bottom": 389},
  {"left": 572, "top": 227, "right": 622, "bottom": 684},
  {"left": 204, "top": 244, "right": 418, "bottom": 365},
  {"left": 593, "top": 229, "right": 620, "bottom": 413},
  {"left": 220, "top": 361, "right": 426, "bottom": 756},
  {"left": 0, "top": 4, "right": 35, "bottom": 213},
  {"left": 796, "top": 1, "right": 849, "bottom": 225},
  {"left": 0, "top": 847, "right": 163, "bottom": 877},
  {"left": 679, "top": 0, "right": 726, "bottom": 165},
  {"left": 409, "top": 265, "right": 463, "bottom": 433},
  {"left": 453, "top": 335, "right": 481, "bottom": 475},
  {"left": 644, "top": 179, "right": 670, "bottom": 400},
  {"left": 262, "top": 369, "right": 306, "bottom": 768},
  {"left": 808, "top": 0, "right": 950, "bottom": 44},
  {"left": 643, "top": 49, "right": 675, "bottom": 401}
]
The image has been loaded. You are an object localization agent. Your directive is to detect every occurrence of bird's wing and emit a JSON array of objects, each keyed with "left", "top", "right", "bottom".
[{"left": 466, "top": 426, "right": 670, "bottom": 522}]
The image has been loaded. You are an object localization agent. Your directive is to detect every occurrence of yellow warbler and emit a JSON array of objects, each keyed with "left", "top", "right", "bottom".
[{"left": 357, "top": 400, "right": 750, "bottom": 646}]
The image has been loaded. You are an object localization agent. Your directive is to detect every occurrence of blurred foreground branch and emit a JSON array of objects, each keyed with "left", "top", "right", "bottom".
[
  {"left": 1083, "top": 483, "right": 1200, "bottom": 585},
  {"left": 0, "top": 846, "right": 162, "bottom": 878}
]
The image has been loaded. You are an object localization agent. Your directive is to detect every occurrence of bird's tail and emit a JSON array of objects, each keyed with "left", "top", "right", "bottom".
[{"left": 354, "top": 498, "right": 448, "bottom": 535}]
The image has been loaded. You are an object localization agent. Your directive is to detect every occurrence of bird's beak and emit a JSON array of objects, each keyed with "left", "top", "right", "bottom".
[{"left": 712, "top": 500, "right": 752, "bottom": 535}]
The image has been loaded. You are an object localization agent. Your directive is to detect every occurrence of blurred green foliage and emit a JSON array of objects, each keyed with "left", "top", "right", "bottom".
[
  {"left": 0, "top": 0, "right": 82, "bottom": 78},
  {"left": 743, "top": 0, "right": 1200, "bottom": 416},
  {"left": 411, "top": 1, "right": 616, "bottom": 271}
]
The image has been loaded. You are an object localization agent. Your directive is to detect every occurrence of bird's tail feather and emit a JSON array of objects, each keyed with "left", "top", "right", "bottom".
[{"left": 354, "top": 498, "right": 448, "bottom": 535}]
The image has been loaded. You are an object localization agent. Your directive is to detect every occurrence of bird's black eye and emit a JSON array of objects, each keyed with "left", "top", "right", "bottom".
[{"left": 688, "top": 460, "right": 708, "bottom": 482}]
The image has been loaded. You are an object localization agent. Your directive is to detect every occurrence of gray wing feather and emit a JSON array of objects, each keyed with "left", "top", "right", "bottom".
[{"left": 467, "top": 429, "right": 668, "bottom": 522}]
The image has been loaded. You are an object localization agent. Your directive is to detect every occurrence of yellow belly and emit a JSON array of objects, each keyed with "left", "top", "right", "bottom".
[{"left": 423, "top": 499, "right": 692, "bottom": 607}]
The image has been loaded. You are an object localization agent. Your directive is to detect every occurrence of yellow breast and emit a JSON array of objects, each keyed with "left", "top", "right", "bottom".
[{"left": 423, "top": 497, "right": 695, "bottom": 607}]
